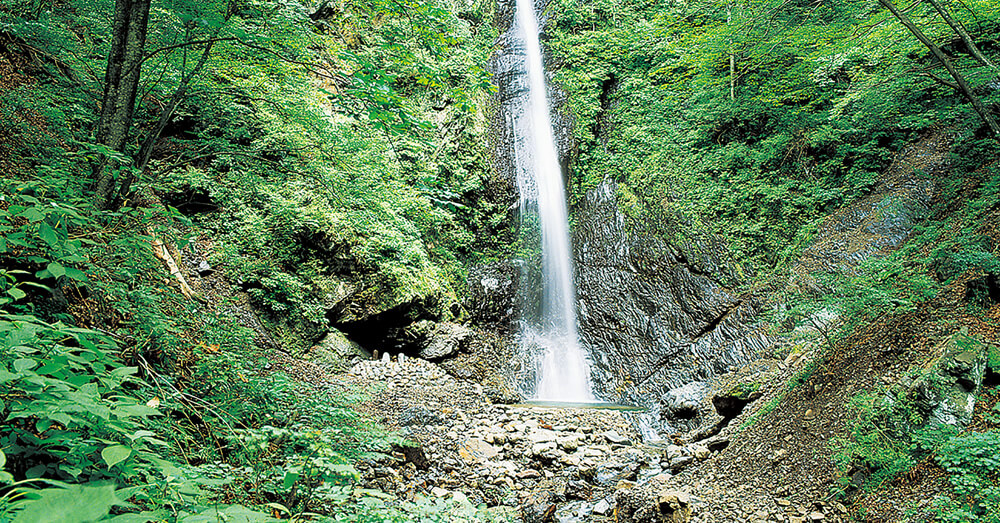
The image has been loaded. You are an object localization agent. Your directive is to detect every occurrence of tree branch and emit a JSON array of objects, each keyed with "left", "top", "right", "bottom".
[
  {"left": 142, "top": 37, "right": 238, "bottom": 64},
  {"left": 920, "top": 71, "right": 959, "bottom": 90}
]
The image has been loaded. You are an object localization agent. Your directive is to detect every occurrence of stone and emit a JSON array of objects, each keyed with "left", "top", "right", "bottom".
[
  {"left": 593, "top": 498, "right": 613, "bottom": 516},
  {"left": 616, "top": 482, "right": 692, "bottom": 523},
  {"left": 602, "top": 430, "right": 631, "bottom": 445},
  {"left": 528, "top": 429, "right": 558, "bottom": 444},
  {"left": 517, "top": 469, "right": 542, "bottom": 479},
  {"left": 419, "top": 322, "right": 473, "bottom": 360},
  {"left": 669, "top": 456, "right": 695, "bottom": 472},
  {"left": 520, "top": 490, "right": 557, "bottom": 523},
  {"left": 391, "top": 442, "right": 429, "bottom": 470},
  {"left": 595, "top": 461, "right": 637, "bottom": 486},
  {"left": 691, "top": 445, "right": 710, "bottom": 459},
  {"left": 566, "top": 480, "right": 593, "bottom": 501},
  {"left": 704, "top": 435, "right": 730, "bottom": 452},
  {"left": 809, "top": 512, "right": 825, "bottom": 521},
  {"left": 310, "top": 330, "right": 370, "bottom": 366},
  {"left": 457, "top": 439, "right": 499, "bottom": 464},
  {"left": 531, "top": 442, "right": 559, "bottom": 460},
  {"left": 910, "top": 329, "right": 989, "bottom": 427},
  {"left": 713, "top": 382, "right": 763, "bottom": 418},
  {"left": 557, "top": 434, "right": 583, "bottom": 452},
  {"left": 397, "top": 405, "right": 444, "bottom": 427},
  {"left": 431, "top": 487, "right": 449, "bottom": 497},
  {"left": 196, "top": 260, "right": 213, "bottom": 276}
]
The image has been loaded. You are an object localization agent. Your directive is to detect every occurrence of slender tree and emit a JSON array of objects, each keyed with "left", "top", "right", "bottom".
[
  {"left": 93, "top": 0, "right": 152, "bottom": 209},
  {"left": 925, "top": 0, "right": 998, "bottom": 74},
  {"left": 876, "top": 0, "right": 1000, "bottom": 140}
]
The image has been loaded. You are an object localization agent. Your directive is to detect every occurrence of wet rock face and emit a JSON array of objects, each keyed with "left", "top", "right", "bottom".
[
  {"left": 574, "top": 181, "right": 771, "bottom": 433},
  {"left": 466, "top": 262, "right": 520, "bottom": 327},
  {"left": 790, "top": 134, "right": 942, "bottom": 292}
]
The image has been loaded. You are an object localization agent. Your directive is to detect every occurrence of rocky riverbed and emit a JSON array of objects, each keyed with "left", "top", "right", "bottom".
[{"left": 338, "top": 354, "right": 850, "bottom": 523}]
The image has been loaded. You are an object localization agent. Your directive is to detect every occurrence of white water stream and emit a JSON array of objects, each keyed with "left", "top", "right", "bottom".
[{"left": 512, "top": 0, "right": 594, "bottom": 402}]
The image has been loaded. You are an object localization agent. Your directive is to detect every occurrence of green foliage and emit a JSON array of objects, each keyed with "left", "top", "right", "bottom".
[
  {"left": 8, "top": 482, "right": 122, "bottom": 523},
  {"left": 832, "top": 393, "right": 920, "bottom": 494},
  {"left": 834, "top": 386, "right": 1000, "bottom": 522},
  {"left": 545, "top": 0, "right": 1000, "bottom": 272},
  {"left": 929, "top": 431, "right": 1000, "bottom": 522},
  {"left": 0, "top": 309, "right": 166, "bottom": 484}
]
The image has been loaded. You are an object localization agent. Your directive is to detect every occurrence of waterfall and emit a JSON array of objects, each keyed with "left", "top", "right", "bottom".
[{"left": 512, "top": 0, "right": 594, "bottom": 402}]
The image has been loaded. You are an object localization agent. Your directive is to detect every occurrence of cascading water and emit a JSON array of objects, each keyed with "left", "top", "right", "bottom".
[{"left": 511, "top": 0, "right": 594, "bottom": 402}]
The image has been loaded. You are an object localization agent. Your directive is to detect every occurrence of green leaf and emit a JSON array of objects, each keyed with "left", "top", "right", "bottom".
[
  {"left": 46, "top": 262, "right": 66, "bottom": 279},
  {"left": 282, "top": 470, "right": 300, "bottom": 490},
  {"left": 13, "top": 358, "right": 36, "bottom": 372},
  {"left": 64, "top": 267, "right": 88, "bottom": 282},
  {"left": 101, "top": 444, "right": 131, "bottom": 469},
  {"left": 38, "top": 222, "right": 59, "bottom": 248},
  {"left": 17, "top": 207, "right": 45, "bottom": 223},
  {"left": 12, "top": 483, "right": 120, "bottom": 523},
  {"left": 7, "top": 287, "right": 26, "bottom": 300}
]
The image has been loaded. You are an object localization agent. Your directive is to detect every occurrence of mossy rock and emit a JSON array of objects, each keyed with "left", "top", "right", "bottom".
[
  {"left": 713, "top": 381, "right": 763, "bottom": 418},
  {"left": 729, "top": 381, "right": 762, "bottom": 400}
]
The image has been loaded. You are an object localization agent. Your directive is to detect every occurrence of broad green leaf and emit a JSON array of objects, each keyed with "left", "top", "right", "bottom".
[
  {"left": 38, "top": 222, "right": 59, "bottom": 247},
  {"left": 282, "top": 470, "right": 300, "bottom": 489},
  {"left": 107, "top": 511, "right": 172, "bottom": 522},
  {"left": 13, "top": 358, "right": 36, "bottom": 372},
  {"left": 17, "top": 207, "right": 44, "bottom": 223},
  {"left": 12, "top": 483, "right": 120, "bottom": 523},
  {"left": 64, "top": 267, "right": 89, "bottom": 282},
  {"left": 101, "top": 444, "right": 131, "bottom": 469},
  {"left": 46, "top": 262, "right": 66, "bottom": 279}
]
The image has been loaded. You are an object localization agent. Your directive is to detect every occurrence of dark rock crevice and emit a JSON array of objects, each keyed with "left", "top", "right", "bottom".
[{"left": 692, "top": 299, "right": 744, "bottom": 341}]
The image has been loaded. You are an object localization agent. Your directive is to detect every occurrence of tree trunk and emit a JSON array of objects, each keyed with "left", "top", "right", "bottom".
[
  {"left": 94, "top": 0, "right": 152, "bottom": 209},
  {"left": 924, "top": 0, "right": 998, "bottom": 74},
  {"left": 878, "top": 0, "right": 1000, "bottom": 140},
  {"left": 117, "top": 36, "right": 220, "bottom": 206},
  {"left": 727, "top": 2, "right": 735, "bottom": 100}
]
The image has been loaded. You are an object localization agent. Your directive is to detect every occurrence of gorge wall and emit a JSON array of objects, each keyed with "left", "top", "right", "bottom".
[{"left": 574, "top": 182, "right": 769, "bottom": 432}]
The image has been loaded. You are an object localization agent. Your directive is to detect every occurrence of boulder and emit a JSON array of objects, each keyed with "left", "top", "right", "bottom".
[
  {"left": 908, "top": 329, "right": 989, "bottom": 427},
  {"left": 308, "top": 329, "right": 369, "bottom": 366},
  {"left": 520, "top": 490, "right": 557, "bottom": 523},
  {"left": 457, "top": 439, "right": 500, "bottom": 464},
  {"left": 712, "top": 381, "right": 763, "bottom": 419},
  {"left": 390, "top": 441, "right": 429, "bottom": 470},
  {"left": 615, "top": 479, "right": 692, "bottom": 523},
  {"left": 419, "top": 322, "right": 473, "bottom": 360}
]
